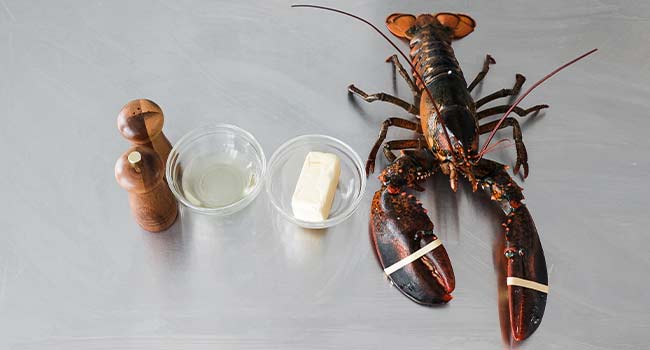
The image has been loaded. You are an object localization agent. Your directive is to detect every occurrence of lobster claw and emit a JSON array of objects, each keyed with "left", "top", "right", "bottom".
[
  {"left": 504, "top": 206, "right": 548, "bottom": 341},
  {"left": 370, "top": 187, "right": 455, "bottom": 305},
  {"left": 475, "top": 158, "right": 548, "bottom": 341}
]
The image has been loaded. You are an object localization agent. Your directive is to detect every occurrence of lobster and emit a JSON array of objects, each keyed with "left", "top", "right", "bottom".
[{"left": 293, "top": 4, "right": 596, "bottom": 343}]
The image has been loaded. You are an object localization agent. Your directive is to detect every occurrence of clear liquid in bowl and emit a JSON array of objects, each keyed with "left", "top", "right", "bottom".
[{"left": 180, "top": 154, "right": 256, "bottom": 209}]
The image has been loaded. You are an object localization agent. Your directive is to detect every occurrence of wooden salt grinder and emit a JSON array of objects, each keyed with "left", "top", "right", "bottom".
[
  {"left": 117, "top": 99, "right": 173, "bottom": 164},
  {"left": 115, "top": 146, "right": 178, "bottom": 232}
]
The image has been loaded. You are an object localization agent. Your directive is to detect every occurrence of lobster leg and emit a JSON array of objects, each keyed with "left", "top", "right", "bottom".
[
  {"left": 476, "top": 74, "right": 526, "bottom": 108},
  {"left": 381, "top": 139, "right": 426, "bottom": 163},
  {"left": 468, "top": 54, "right": 496, "bottom": 92},
  {"left": 348, "top": 84, "right": 419, "bottom": 114},
  {"left": 477, "top": 104, "right": 548, "bottom": 120},
  {"left": 479, "top": 118, "right": 529, "bottom": 177},
  {"left": 386, "top": 54, "right": 420, "bottom": 100},
  {"left": 366, "top": 118, "right": 422, "bottom": 174},
  {"left": 473, "top": 159, "right": 548, "bottom": 342}
]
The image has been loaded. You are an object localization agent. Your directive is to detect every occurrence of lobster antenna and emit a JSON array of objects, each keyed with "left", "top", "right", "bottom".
[
  {"left": 477, "top": 48, "right": 598, "bottom": 160},
  {"left": 291, "top": 4, "right": 456, "bottom": 158},
  {"left": 481, "top": 138, "right": 513, "bottom": 155}
]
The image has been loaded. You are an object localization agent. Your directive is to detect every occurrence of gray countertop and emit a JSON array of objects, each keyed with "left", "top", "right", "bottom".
[{"left": 1, "top": 0, "right": 648, "bottom": 349}]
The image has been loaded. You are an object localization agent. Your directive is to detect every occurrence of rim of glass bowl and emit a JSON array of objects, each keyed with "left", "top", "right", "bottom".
[
  {"left": 265, "top": 134, "right": 367, "bottom": 229},
  {"left": 165, "top": 124, "right": 267, "bottom": 216}
]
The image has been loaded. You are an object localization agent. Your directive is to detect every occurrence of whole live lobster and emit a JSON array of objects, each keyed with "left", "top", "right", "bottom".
[{"left": 294, "top": 4, "right": 596, "bottom": 342}]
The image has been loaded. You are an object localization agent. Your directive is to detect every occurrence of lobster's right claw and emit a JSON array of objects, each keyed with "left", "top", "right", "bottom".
[
  {"left": 370, "top": 187, "right": 455, "bottom": 305},
  {"left": 475, "top": 158, "right": 548, "bottom": 342},
  {"left": 504, "top": 205, "right": 548, "bottom": 342}
]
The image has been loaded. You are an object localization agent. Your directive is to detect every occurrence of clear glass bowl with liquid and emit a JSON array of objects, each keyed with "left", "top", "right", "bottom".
[{"left": 166, "top": 124, "right": 266, "bottom": 216}]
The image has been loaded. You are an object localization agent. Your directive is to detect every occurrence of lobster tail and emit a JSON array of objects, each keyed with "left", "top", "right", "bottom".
[
  {"left": 386, "top": 13, "right": 416, "bottom": 40},
  {"left": 386, "top": 12, "right": 475, "bottom": 40},
  {"left": 434, "top": 13, "right": 475, "bottom": 39}
]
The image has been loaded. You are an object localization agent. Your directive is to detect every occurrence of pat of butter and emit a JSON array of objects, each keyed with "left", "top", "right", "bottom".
[{"left": 291, "top": 151, "right": 341, "bottom": 222}]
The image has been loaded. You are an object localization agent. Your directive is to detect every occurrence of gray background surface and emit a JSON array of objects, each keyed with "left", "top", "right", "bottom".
[{"left": 1, "top": 0, "right": 649, "bottom": 349}]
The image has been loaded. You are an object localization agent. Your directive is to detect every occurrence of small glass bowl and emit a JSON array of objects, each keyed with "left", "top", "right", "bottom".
[
  {"left": 266, "top": 135, "right": 366, "bottom": 229},
  {"left": 166, "top": 124, "right": 266, "bottom": 216}
]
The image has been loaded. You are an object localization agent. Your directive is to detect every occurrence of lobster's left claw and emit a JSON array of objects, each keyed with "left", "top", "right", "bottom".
[{"left": 370, "top": 187, "right": 455, "bottom": 305}]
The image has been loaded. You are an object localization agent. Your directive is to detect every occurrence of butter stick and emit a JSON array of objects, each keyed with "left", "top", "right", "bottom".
[{"left": 291, "top": 151, "right": 341, "bottom": 222}]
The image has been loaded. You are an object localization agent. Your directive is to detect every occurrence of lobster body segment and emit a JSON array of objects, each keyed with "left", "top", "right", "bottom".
[{"left": 407, "top": 14, "right": 479, "bottom": 158}]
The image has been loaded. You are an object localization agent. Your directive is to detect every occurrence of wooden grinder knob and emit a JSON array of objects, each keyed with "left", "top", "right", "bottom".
[
  {"left": 115, "top": 146, "right": 178, "bottom": 232},
  {"left": 117, "top": 99, "right": 173, "bottom": 164}
]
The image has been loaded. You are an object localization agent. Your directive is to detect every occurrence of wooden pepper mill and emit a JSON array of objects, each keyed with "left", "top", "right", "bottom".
[
  {"left": 115, "top": 146, "right": 178, "bottom": 232},
  {"left": 117, "top": 99, "right": 173, "bottom": 164}
]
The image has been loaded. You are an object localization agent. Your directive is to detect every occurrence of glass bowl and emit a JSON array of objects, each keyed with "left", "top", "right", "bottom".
[
  {"left": 266, "top": 135, "right": 366, "bottom": 229},
  {"left": 166, "top": 124, "right": 266, "bottom": 216}
]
